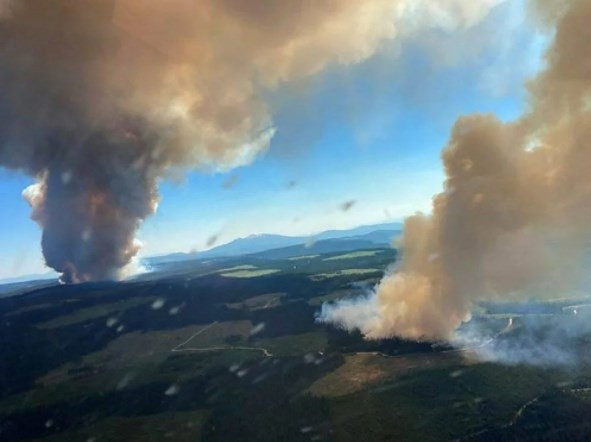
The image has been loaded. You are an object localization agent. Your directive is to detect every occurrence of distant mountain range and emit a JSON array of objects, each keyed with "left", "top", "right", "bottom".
[
  {"left": 0, "top": 222, "right": 403, "bottom": 286},
  {"left": 0, "top": 272, "right": 57, "bottom": 286},
  {"left": 0, "top": 278, "right": 57, "bottom": 297},
  {"left": 249, "top": 233, "right": 395, "bottom": 260},
  {"left": 147, "top": 221, "right": 402, "bottom": 265}
]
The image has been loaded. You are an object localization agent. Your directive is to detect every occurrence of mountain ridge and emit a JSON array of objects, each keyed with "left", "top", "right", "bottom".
[{"left": 147, "top": 221, "right": 402, "bottom": 265}]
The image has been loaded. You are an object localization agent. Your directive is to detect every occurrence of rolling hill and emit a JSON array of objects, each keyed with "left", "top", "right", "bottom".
[{"left": 147, "top": 222, "right": 402, "bottom": 265}]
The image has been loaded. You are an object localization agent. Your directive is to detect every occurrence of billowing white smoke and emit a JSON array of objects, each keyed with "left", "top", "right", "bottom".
[{"left": 319, "top": 0, "right": 591, "bottom": 342}]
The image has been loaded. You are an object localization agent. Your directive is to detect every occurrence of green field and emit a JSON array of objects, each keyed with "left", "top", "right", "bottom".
[
  {"left": 311, "top": 268, "right": 381, "bottom": 280},
  {"left": 225, "top": 292, "right": 285, "bottom": 310},
  {"left": 253, "top": 332, "right": 327, "bottom": 357},
  {"left": 288, "top": 254, "right": 320, "bottom": 261},
  {"left": 323, "top": 250, "right": 382, "bottom": 261},
  {"left": 36, "top": 410, "right": 210, "bottom": 442},
  {"left": 220, "top": 269, "right": 280, "bottom": 278},
  {"left": 215, "top": 264, "right": 258, "bottom": 273},
  {"left": 3, "top": 246, "right": 591, "bottom": 441},
  {"left": 37, "top": 297, "right": 154, "bottom": 329}
]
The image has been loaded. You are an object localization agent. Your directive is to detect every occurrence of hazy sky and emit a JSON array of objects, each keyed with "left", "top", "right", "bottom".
[{"left": 0, "top": 1, "right": 547, "bottom": 279}]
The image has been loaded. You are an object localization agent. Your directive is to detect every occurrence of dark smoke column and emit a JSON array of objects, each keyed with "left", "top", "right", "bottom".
[
  {"left": 24, "top": 128, "right": 160, "bottom": 283},
  {"left": 1, "top": 0, "right": 462, "bottom": 283},
  {"left": 0, "top": 1, "right": 162, "bottom": 283}
]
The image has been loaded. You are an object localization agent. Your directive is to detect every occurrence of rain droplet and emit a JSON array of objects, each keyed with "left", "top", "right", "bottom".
[
  {"left": 61, "top": 170, "right": 72, "bottom": 184},
  {"left": 340, "top": 200, "right": 356, "bottom": 212},
  {"left": 81, "top": 228, "right": 92, "bottom": 242},
  {"left": 169, "top": 304, "right": 183, "bottom": 315},
  {"left": 252, "top": 373, "right": 269, "bottom": 384},
  {"left": 116, "top": 372, "right": 135, "bottom": 390},
  {"left": 206, "top": 233, "right": 219, "bottom": 248},
  {"left": 304, "top": 353, "right": 316, "bottom": 364},
  {"left": 250, "top": 323, "right": 265, "bottom": 336},
  {"left": 151, "top": 298, "right": 165, "bottom": 310},
  {"left": 165, "top": 384, "right": 179, "bottom": 396},
  {"left": 222, "top": 173, "right": 239, "bottom": 189}
]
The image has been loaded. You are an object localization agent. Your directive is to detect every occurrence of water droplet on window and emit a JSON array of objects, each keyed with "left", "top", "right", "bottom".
[
  {"left": 250, "top": 322, "right": 265, "bottom": 336},
  {"left": 169, "top": 304, "right": 183, "bottom": 315},
  {"left": 304, "top": 353, "right": 316, "bottom": 364},
  {"left": 81, "top": 228, "right": 92, "bottom": 242},
  {"left": 61, "top": 171, "right": 72, "bottom": 184},
  {"left": 165, "top": 384, "right": 179, "bottom": 396},
  {"left": 116, "top": 372, "right": 135, "bottom": 390},
  {"left": 151, "top": 298, "right": 165, "bottom": 310}
]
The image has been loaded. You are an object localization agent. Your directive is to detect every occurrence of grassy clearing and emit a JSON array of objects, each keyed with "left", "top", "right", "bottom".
[
  {"left": 327, "top": 363, "right": 571, "bottom": 442},
  {"left": 307, "top": 351, "right": 464, "bottom": 397},
  {"left": 310, "top": 268, "right": 380, "bottom": 280},
  {"left": 37, "top": 297, "right": 155, "bottom": 329},
  {"left": 38, "top": 321, "right": 253, "bottom": 387},
  {"left": 6, "top": 302, "right": 54, "bottom": 316},
  {"left": 35, "top": 410, "right": 210, "bottom": 442},
  {"left": 0, "top": 364, "right": 163, "bottom": 413},
  {"left": 288, "top": 255, "right": 319, "bottom": 261},
  {"left": 220, "top": 269, "right": 279, "bottom": 278},
  {"left": 225, "top": 293, "right": 285, "bottom": 310},
  {"left": 215, "top": 264, "right": 257, "bottom": 273},
  {"left": 253, "top": 332, "right": 327, "bottom": 357},
  {"left": 323, "top": 250, "right": 382, "bottom": 261},
  {"left": 0, "top": 345, "right": 262, "bottom": 415},
  {"left": 175, "top": 321, "right": 253, "bottom": 349}
]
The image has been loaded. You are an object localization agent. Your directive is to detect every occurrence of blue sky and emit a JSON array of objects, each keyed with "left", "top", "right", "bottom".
[{"left": 0, "top": 1, "right": 548, "bottom": 279}]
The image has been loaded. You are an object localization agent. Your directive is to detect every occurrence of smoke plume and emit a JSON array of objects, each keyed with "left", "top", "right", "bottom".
[
  {"left": 320, "top": 0, "right": 591, "bottom": 341},
  {"left": 0, "top": 0, "right": 502, "bottom": 283}
]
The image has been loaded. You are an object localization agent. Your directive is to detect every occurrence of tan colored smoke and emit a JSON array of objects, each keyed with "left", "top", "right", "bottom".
[
  {"left": 0, "top": 0, "right": 13, "bottom": 18},
  {"left": 0, "top": 0, "right": 501, "bottom": 283},
  {"left": 321, "top": 0, "right": 591, "bottom": 341}
]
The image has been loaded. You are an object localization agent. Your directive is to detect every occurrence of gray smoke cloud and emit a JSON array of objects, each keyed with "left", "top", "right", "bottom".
[
  {"left": 455, "top": 313, "right": 591, "bottom": 366},
  {"left": 320, "top": 0, "right": 591, "bottom": 343},
  {"left": 0, "top": 0, "right": 502, "bottom": 283}
]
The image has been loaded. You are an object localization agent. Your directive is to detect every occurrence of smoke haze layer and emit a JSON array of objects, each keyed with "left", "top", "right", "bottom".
[
  {"left": 320, "top": 0, "right": 591, "bottom": 341},
  {"left": 0, "top": 0, "right": 503, "bottom": 283}
]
